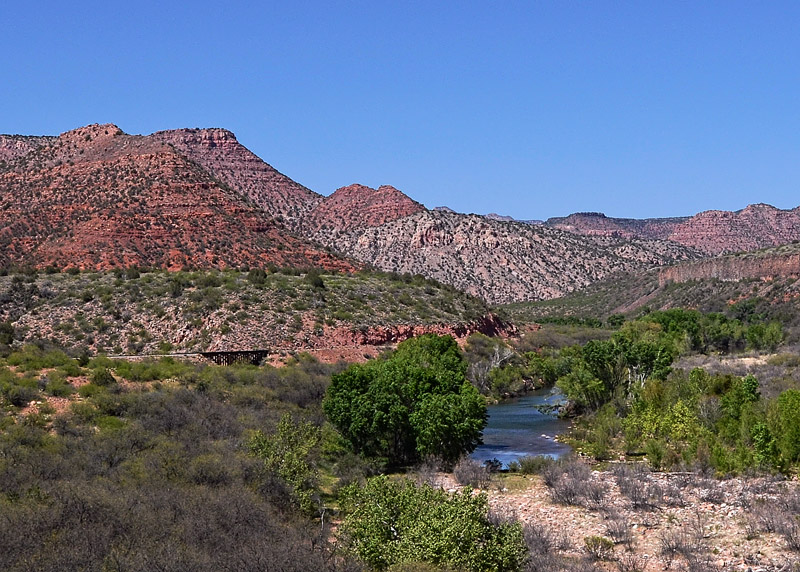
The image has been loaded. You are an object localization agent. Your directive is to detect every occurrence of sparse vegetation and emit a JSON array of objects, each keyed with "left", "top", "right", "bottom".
[{"left": 0, "top": 268, "right": 489, "bottom": 355}]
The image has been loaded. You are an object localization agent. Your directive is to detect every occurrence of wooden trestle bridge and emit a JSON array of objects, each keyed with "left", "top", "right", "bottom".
[{"left": 198, "top": 349, "right": 271, "bottom": 366}]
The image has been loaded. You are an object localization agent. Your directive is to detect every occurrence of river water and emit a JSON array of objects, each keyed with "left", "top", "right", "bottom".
[{"left": 471, "top": 387, "right": 572, "bottom": 467}]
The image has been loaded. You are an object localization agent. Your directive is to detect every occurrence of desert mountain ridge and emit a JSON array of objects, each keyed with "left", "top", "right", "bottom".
[
  {"left": 477, "top": 205, "right": 800, "bottom": 256},
  {"left": 0, "top": 123, "right": 354, "bottom": 272},
  {"left": 2, "top": 122, "right": 798, "bottom": 304}
]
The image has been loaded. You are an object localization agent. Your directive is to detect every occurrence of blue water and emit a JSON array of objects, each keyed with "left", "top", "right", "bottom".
[{"left": 471, "top": 387, "right": 572, "bottom": 467}]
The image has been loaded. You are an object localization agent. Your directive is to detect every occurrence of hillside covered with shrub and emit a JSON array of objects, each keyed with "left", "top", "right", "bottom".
[{"left": 0, "top": 267, "right": 492, "bottom": 360}]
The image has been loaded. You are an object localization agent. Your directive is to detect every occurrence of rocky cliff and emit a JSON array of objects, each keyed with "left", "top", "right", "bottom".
[
  {"left": 546, "top": 212, "right": 688, "bottom": 240},
  {"left": 152, "top": 128, "right": 322, "bottom": 228},
  {"left": 666, "top": 203, "right": 800, "bottom": 255},
  {"left": 659, "top": 242, "right": 800, "bottom": 285},
  {"left": 0, "top": 134, "right": 56, "bottom": 164}
]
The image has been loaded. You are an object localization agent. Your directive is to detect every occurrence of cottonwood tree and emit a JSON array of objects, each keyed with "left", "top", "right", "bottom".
[{"left": 323, "top": 334, "right": 486, "bottom": 467}]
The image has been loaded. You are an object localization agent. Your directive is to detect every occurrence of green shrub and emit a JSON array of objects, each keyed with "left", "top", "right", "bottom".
[
  {"left": 70, "top": 401, "right": 98, "bottom": 423},
  {"left": 58, "top": 361, "right": 83, "bottom": 378},
  {"left": 775, "top": 389, "right": 800, "bottom": 465},
  {"left": 77, "top": 384, "right": 105, "bottom": 399},
  {"left": 45, "top": 379, "right": 74, "bottom": 398},
  {"left": 644, "top": 439, "right": 666, "bottom": 470},
  {"left": 584, "top": 535, "right": 614, "bottom": 560},
  {"left": 95, "top": 415, "right": 126, "bottom": 431},
  {"left": 249, "top": 413, "right": 321, "bottom": 515},
  {"left": 303, "top": 268, "right": 325, "bottom": 289},
  {"left": 340, "top": 476, "right": 525, "bottom": 572},
  {"left": 517, "top": 455, "right": 555, "bottom": 475},
  {"left": 4, "top": 384, "right": 39, "bottom": 407},
  {"left": 91, "top": 368, "right": 116, "bottom": 386},
  {"left": 6, "top": 346, "right": 72, "bottom": 371},
  {"left": 189, "top": 453, "right": 233, "bottom": 487}
]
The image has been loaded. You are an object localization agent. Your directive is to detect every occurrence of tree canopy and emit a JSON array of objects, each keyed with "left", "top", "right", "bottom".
[{"left": 322, "top": 334, "right": 487, "bottom": 467}]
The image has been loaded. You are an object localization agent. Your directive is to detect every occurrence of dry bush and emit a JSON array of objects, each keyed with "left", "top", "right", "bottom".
[
  {"left": 780, "top": 519, "right": 800, "bottom": 552},
  {"left": 523, "top": 522, "right": 562, "bottom": 572},
  {"left": 542, "top": 462, "right": 564, "bottom": 488},
  {"left": 620, "top": 478, "right": 656, "bottom": 510},
  {"left": 524, "top": 522, "right": 558, "bottom": 554},
  {"left": 747, "top": 501, "right": 783, "bottom": 533},
  {"left": 582, "top": 478, "right": 609, "bottom": 509},
  {"left": 697, "top": 479, "right": 725, "bottom": 504},
  {"left": 550, "top": 474, "right": 583, "bottom": 506},
  {"left": 659, "top": 529, "right": 706, "bottom": 569},
  {"left": 746, "top": 485, "right": 800, "bottom": 550},
  {"left": 452, "top": 456, "right": 491, "bottom": 489},
  {"left": 559, "top": 559, "right": 605, "bottom": 572},
  {"left": 543, "top": 459, "right": 605, "bottom": 508},
  {"left": 415, "top": 456, "right": 441, "bottom": 487},
  {"left": 605, "top": 511, "right": 634, "bottom": 549},
  {"left": 518, "top": 455, "right": 555, "bottom": 475},
  {"left": 663, "top": 483, "right": 688, "bottom": 507},
  {"left": 687, "top": 509, "right": 710, "bottom": 541},
  {"left": 615, "top": 552, "right": 646, "bottom": 572},
  {"left": 778, "top": 488, "right": 800, "bottom": 514},
  {"left": 613, "top": 463, "right": 668, "bottom": 510}
]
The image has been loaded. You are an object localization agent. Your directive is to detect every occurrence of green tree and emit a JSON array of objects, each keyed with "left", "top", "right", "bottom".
[
  {"left": 762, "top": 321, "right": 784, "bottom": 352},
  {"left": 557, "top": 365, "right": 607, "bottom": 411},
  {"left": 303, "top": 268, "right": 325, "bottom": 289},
  {"left": 775, "top": 389, "right": 800, "bottom": 465},
  {"left": 720, "top": 374, "right": 760, "bottom": 421},
  {"left": 249, "top": 413, "right": 321, "bottom": 514},
  {"left": 340, "top": 476, "right": 526, "bottom": 571},
  {"left": 323, "top": 335, "right": 486, "bottom": 467}
]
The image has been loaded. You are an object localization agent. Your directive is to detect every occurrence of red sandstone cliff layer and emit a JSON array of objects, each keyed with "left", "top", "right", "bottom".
[{"left": 659, "top": 244, "right": 800, "bottom": 285}]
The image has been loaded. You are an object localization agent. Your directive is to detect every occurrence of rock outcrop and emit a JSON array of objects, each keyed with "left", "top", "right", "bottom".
[
  {"left": 152, "top": 128, "right": 322, "bottom": 228},
  {"left": 0, "top": 134, "right": 56, "bottom": 163},
  {"left": 546, "top": 204, "right": 800, "bottom": 255},
  {"left": 659, "top": 242, "right": 800, "bottom": 285},
  {"left": 328, "top": 313, "right": 516, "bottom": 347},
  {"left": 546, "top": 212, "right": 688, "bottom": 240},
  {"left": 666, "top": 203, "right": 800, "bottom": 255}
]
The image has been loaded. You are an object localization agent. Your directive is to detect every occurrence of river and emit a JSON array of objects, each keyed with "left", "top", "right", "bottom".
[{"left": 471, "top": 387, "right": 572, "bottom": 467}]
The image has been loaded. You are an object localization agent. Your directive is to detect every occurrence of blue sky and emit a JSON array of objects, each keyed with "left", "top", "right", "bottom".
[{"left": 3, "top": 2, "right": 799, "bottom": 219}]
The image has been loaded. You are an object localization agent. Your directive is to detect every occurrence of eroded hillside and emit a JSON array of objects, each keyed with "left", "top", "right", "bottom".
[
  {"left": 324, "top": 210, "right": 698, "bottom": 305},
  {"left": 152, "top": 127, "right": 323, "bottom": 227}
]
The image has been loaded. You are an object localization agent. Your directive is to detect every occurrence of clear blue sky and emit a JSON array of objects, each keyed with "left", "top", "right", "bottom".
[{"left": 3, "top": 1, "right": 799, "bottom": 219}]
